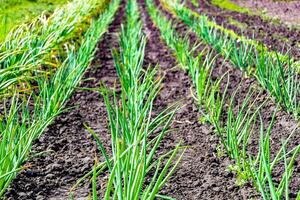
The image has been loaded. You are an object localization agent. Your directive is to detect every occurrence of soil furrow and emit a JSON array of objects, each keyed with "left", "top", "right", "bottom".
[{"left": 4, "top": 3, "right": 125, "bottom": 199}]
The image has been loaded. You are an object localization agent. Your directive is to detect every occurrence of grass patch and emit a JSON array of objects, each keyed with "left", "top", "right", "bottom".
[
  {"left": 211, "top": 0, "right": 248, "bottom": 13},
  {"left": 0, "top": 0, "right": 69, "bottom": 41}
]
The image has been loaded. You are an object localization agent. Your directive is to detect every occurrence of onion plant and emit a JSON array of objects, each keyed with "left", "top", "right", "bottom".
[
  {"left": 0, "top": 0, "right": 69, "bottom": 41},
  {"left": 209, "top": 88, "right": 264, "bottom": 185},
  {"left": 255, "top": 51, "right": 300, "bottom": 119},
  {"left": 83, "top": 0, "right": 184, "bottom": 198},
  {"left": 248, "top": 112, "right": 300, "bottom": 200},
  {"left": 0, "top": 0, "right": 120, "bottom": 196}
]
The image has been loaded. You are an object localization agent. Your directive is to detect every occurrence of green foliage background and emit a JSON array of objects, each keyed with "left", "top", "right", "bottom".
[{"left": 0, "top": 0, "right": 69, "bottom": 40}]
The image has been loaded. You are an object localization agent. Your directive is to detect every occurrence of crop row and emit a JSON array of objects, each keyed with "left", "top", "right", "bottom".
[
  {"left": 1, "top": 0, "right": 299, "bottom": 198},
  {"left": 71, "top": 0, "right": 185, "bottom": 198},
  {"left": 0, "top": 0, "right": 120, "bottom": 196},
  {"left": 146, "top": 0, "right": 300, "bottom": 199},
  {"left": 0, "top": 0, "right": 110, "bottom": 97},
  {"left": 161, "top": 0, "right": 300, "bottom": 120}
]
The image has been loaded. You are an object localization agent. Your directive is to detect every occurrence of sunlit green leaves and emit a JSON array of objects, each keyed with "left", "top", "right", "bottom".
[
  {"left": 0, "top": 0, "right": 120, "bottom": 195},
  {"left": 85, "top": 0, "right": 183, "bottom": 199}
]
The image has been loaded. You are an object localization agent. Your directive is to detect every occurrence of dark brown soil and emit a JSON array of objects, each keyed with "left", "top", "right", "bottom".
[
  {"left": 186, "top": 0, "right": 300, "bottom": 59},
  {"left": 4, "top": 0, "right": 300, "bottom": 199}
]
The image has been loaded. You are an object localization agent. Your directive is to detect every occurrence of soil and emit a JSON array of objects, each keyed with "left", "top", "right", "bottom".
[
  {"left": 185, "top": 0, "right": 300, "bottom": 59},
  {"left": 3, "top": 0, "right": 300, "bottom": 199},
  {"left": 233, "top": 0, "right": 300, "bottom": 28}
]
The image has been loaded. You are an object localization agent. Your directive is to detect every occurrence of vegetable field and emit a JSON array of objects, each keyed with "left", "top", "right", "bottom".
[{"left": 1, "top": 0, "right": 300, "bottom": 199}]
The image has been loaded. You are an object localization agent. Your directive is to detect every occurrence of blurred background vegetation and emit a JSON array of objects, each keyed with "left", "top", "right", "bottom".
[{"left": 0, "top": 0, "right": 69, "bottom": 41}]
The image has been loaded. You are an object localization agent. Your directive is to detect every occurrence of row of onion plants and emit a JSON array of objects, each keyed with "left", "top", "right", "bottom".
[
  {"left": 161, "top": 0, "right": 300, "bottom": 120},
  {"left": 146, "top": 0, "right": 300, "bottom": 199},
  {"left": 73, "top": 0, "right": 185, "bottom": 198},
  {"left": 0, "top": 0, "right": 120, "bottom": 196}
]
